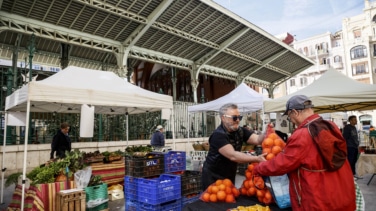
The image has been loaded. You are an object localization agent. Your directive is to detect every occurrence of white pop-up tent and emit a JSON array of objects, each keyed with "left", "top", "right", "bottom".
[
  {"left": 264, "top": 69, "right": 376, "bottom": 114},
  {"left": 188, "top": 83, "right": 267, "bottom": 113},
  {"left": 187, "top": 83, "right": 267, "bottom": 138},
  {"left": 2, "top": 66, "right": 174, "bottom": 209}
]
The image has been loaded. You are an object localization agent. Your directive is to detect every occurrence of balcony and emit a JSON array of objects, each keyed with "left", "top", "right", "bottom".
[
  {"left": 317, "top": 49, "right": 329, "bottom": 56},
  {"left": 318, "top": 64, "right": 330, "bottom": 71},
  {"left": 332, "top": 62, "right": 343, "bottom": 69}
]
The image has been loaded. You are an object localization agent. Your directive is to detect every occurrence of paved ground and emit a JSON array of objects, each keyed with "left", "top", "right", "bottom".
[{"left": 0, "top": 173, "right": 375, "bottom": 210}]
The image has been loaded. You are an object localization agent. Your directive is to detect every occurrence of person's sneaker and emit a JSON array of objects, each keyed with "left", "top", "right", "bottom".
[{"left": 354, "top": 175, "right": 363, "bottom": 179}]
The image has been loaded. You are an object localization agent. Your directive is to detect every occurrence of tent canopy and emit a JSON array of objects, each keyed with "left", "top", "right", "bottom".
[
  {"left": 5, "top": 66, "right": 173, "bottom": 114},
  {"left": 188, "top": 83, "right": 267, "bottom": 113},
  {"left": 264, "top": 69, "right": 376, "bottom": 114}
]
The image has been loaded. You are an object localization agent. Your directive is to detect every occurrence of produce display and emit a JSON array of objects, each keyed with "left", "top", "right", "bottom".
[
  {"left": 27, "top": 149, "right": 89, "bottom": 185},
  {"left": 200, "top": 179, "right": 240, "bottom": 203},
  {"left": 125, "top": 145, "right": 153, "bottom": 157},
  {"left": 227, "top": 204, "right": 271, "bottom": 211},
  {"left": 26, "top": 149, "right": 127, "bottom": 186}
]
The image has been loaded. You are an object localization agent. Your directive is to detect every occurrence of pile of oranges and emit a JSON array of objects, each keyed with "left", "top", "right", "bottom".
[
  {"left": 200, "top": 178, "right": 240, "bottom": 203},
  {"left": 262, "top": 132, "right": 286, "bottom": 160},
  {"left": 239, "top": 163, "right": 274, "bottom": 205}
]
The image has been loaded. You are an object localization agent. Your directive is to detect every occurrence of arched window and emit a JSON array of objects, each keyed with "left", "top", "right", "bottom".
[
  {"left": 372, "top": 15, "right": 376, "bottom": 22},
  {"left": 334, "top": 55, "right": 342, "bottom": 63},
  {"left": 350, "top": 45, "right": 367, "bottom": 60},
  {"left": 304, "top": 47, "right": 308, "bottom": 56}
]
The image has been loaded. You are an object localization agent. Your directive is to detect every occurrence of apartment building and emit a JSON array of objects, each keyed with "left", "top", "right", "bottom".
[{"left": 285, "top": 0, "right": 376, "bottom": 130}]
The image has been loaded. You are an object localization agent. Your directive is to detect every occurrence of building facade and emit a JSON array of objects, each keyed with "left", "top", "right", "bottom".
[{"left": 285, "top": 0, "right": 376, "bottom": 131}]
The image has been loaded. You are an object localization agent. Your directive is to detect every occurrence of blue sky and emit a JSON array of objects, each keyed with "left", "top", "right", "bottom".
[{"left": 213, "top": 0, "right": 366, "bottom": 41}]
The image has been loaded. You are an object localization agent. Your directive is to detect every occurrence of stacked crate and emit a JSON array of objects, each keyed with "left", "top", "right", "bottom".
[
  {"left": 179, "top": 171, "right": 202, "bottom": 208},
  {"left": 124, "top": 151, "right": 186, "bottom": 211}
]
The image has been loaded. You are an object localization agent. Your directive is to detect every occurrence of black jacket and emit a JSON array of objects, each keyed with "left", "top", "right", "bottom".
[{"left": 50, "top": 130, "right": 71, "bottom": 159}]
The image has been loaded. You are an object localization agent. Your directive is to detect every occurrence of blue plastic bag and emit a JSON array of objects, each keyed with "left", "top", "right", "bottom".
[{"left": 265, "top": 175, "right": 291, "bottom": 209}]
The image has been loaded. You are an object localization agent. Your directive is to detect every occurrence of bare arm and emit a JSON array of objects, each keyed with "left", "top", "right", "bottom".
[
  {"left": 219, "top": 144, "right": 266, "bottom": 163},
  {"left": 246, "top": 133, "right": 264, "bottom": 145}
]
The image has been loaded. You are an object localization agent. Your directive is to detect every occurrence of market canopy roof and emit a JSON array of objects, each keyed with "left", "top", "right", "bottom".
[
  {"left": 188, "top": 83, "right": 267, "bottom": 113},
  {"left": 0, "top": 0, "right": 314, "bottom": 87},
  {"left": 264, "top": 69, "right": 376, "bottom": 114},
  {"left": 5, "top": 66, "right": 173, "bottom": 114}
]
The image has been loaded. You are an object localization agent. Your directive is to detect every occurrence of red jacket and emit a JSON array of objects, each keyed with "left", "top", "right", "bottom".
[{"left": 254, "top": 114, "right": 356, "bottom": 211}]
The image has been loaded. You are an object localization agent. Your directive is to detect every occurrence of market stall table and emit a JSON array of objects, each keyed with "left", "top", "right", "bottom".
[
  {"left": 182, "top": 195, "right": 292, "bottom": 211},
  {"left": 356, "top": 153, "right": 376, "bottom": 185},
  {"left": 90, "top": 159, "right": 125, "bottom": 185}
]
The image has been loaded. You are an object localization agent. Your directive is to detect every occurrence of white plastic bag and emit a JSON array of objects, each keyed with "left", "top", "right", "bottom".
[{"left": 74, "top": 166, "right": 92, "bottom": 189}]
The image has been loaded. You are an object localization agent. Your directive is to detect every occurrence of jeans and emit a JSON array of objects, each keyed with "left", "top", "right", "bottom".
[{"left": 347, "top": 147, "right": 359, "bottom": 175}]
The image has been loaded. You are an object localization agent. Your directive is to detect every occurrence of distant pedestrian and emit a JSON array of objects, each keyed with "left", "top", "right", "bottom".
[
  {"left": 150, "top": 125, "right": 165, "bottom": 147},
  {"left": 50, "top": 122, "right": 71, "bottom": 159},
  {"left": 343, "top": 115, "right": 362, "bottom": 179}
]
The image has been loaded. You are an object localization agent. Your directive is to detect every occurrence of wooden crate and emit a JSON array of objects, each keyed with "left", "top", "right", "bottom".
[{"left": 56, "top": 189, "right": 86, "bottom": 211}]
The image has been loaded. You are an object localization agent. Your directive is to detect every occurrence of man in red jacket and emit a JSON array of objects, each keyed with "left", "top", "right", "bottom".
[{"left": 254, "top": 95, "right": 355, "bottom": 211}]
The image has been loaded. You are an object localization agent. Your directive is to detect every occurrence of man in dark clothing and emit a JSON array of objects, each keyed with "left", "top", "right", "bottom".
[
  {"left": 201, "top": 103, "right": 266, "bottom": 191},
  {"left": 150, "top": 125, "right": 165, "bottom": 146},
  {"left": 50, "top": 122, "right": 71, "bottom": 159},
  {"left": 342, "top": 115, "right": 361, "bottom": 179}
]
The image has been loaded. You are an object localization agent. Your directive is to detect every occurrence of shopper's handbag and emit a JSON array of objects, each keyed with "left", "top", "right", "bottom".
[{"left": 265, "top": 174, "right": 291, "bottom": 209}]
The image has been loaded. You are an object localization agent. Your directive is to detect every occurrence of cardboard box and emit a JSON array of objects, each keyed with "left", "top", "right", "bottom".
[{"left": 108, "top": 189, "right": 124, "bottom": 201}]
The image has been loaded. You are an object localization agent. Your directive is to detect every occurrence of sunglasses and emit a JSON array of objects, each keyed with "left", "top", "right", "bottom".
[{"left": 223, "top": 114, "right": 243, "bottom": 121}]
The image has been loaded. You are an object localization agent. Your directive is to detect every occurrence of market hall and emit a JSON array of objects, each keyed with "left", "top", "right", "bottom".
[{"left": 0, "top": 0, "right": 317, "bottom": 210}]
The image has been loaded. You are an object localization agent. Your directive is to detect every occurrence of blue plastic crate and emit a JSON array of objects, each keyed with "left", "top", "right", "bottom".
[
  {"left": 138, "top": 174, "right": 181, "bottom": 205},
  {"left": 125, "top": 199, "right": 141, "bottom": 211},
  {"left": 141, "top": 199, "right": 182, "bottom": 211},
  {"left": 181, "top": 193, "right": 200, "bottom": 208},
  {"left": 124, "top": 176, "right": 139, "bottom": 200},
  {"left": 152, "top": 151, "right": 186, "bottom": 173}
]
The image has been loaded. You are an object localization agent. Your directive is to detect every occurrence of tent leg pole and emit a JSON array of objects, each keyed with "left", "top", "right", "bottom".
[
  {"left": 1, "top": 112, "right": 8, "bottom": 204},
  {"left": 126, "top": 113, "right": 129, "bottom": 146},
  {"left": 20, "top": 100, "right": 31, "bottom": 211},
  {"left": 171, "top": 109, "right": 176, "bottom": 150}
]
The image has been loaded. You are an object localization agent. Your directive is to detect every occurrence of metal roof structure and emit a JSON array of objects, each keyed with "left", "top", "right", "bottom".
[{"left": 0, "top": 0, "right": 314, "bottom": 89}]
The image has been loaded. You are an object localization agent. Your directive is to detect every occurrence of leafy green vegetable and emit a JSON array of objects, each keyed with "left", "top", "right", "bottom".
[{"left": 5, "top": 172, "right": 22, "bottom": 187}]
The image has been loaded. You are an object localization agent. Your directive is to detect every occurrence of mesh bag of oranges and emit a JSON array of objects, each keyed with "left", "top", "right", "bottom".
[
  {"left": 200, "top": 178, "right": 240, "bottom": 203},
  {"left": 261, "top": 124, "right": 286, "bottom": 160},
  {"left": 238, "top": 164, "right": 274, "bottom": 206},
  {"left": 261, "top": 124, "right": 291, "bottom": 209}
]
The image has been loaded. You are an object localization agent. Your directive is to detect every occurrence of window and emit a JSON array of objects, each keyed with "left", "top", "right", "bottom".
[
  {"left": 300, "top": 77, "right": 307, "bottom": 86},
  {"left": 290, "top": 79, "right": 295, "bottom": 87},
  {"left": 373, "top": 15, "right": 376, "bottom": 22},
  {"left": 303, "top": 47, "right": 308, "bottom": 56},
  {"left": 353, "top": 30, "right": 361, "bottom": 38},
  {"left": 352, "top": 63, "right": 368, "bottom": 75},
  {"left": 373, "top": 44, "right": 376, "bottom": 56},
  {"left": 334, "top": 56, "right": 342, "bottom": 63},
  {"left": 350, "top": 45, "right": 367, "bottom": 60}
]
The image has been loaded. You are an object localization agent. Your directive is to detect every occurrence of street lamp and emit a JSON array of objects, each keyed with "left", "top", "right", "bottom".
[
  {"left": 201, "top": 92, "right": 205, "bottom": 137},
  {"left": 26, "top": 34, "right": 36, "bottom": 144}
]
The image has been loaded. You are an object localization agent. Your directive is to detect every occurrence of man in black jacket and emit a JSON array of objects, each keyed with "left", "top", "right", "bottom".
[{"left": 50, "top": 122, "right": 72, "bottom": 159}]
